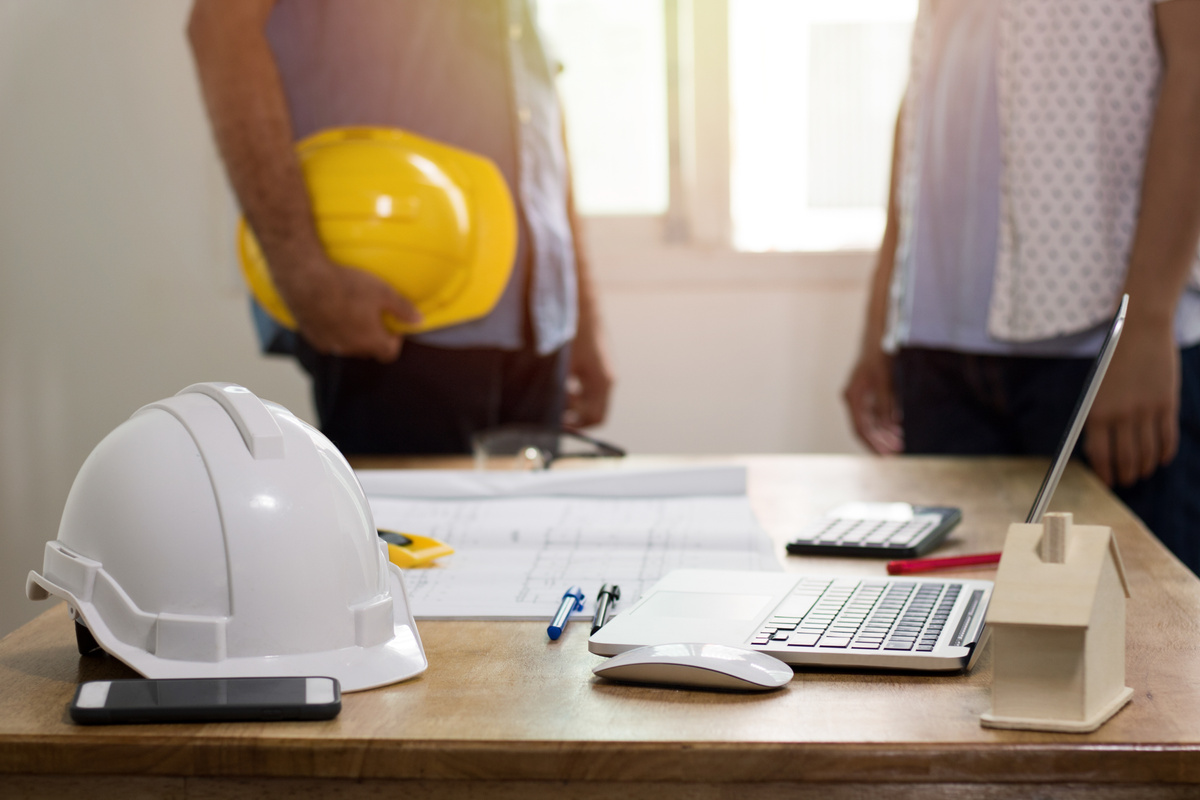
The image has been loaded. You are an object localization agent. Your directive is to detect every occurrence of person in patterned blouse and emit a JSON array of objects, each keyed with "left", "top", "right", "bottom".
[{"left": 844, "top": 0, "right": 1200, "bottom": 572}]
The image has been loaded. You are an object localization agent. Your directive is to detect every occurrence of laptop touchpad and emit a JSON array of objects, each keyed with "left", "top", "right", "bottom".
[{"left": 633, "top": 591, "right": 773, "bottom": 621}]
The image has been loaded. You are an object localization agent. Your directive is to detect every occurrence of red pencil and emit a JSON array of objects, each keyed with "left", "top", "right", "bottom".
[{"left": 886, "top": 551, "right": 1002, "bottom": 575}]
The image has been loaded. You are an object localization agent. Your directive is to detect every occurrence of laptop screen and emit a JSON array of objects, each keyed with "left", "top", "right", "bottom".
[{"left": 1025, "top": 294, "right": 1128, "bottom": 524}]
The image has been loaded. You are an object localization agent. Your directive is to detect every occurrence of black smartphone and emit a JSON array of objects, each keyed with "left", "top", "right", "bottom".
[{"left": 68, "top": 676, "right": 341, "bottom": 725}]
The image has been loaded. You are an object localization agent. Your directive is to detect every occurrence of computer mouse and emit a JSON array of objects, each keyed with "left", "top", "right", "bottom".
[{"left": 592, "top": 642, "right": 792, "bottom": 691}]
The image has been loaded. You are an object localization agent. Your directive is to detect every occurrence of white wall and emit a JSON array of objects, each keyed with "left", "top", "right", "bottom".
[
  {"left": 588, "top": 220, "right": 872, "bottom": 454},
  {"left": 0, "top": 0, "right": 870, "bottom": 638}
]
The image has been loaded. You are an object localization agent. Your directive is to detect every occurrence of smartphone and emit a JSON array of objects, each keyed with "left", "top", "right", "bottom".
[
  {"left": 785, "top": 502, "right": 962, "bottom": 558},
  {"left": 69, "top": 676, "right": 341, "bottom": 725}
]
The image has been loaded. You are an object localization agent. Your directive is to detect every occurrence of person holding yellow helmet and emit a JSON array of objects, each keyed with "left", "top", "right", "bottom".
[{"left": 188, "top": 0, "right": 613, "bottom": 454}]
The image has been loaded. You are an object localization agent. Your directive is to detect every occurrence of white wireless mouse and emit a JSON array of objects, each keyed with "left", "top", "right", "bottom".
[{"left": 592, "top": 642, "right": 792, "bottom": 691}]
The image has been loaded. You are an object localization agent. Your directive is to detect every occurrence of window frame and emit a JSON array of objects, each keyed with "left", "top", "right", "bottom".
[{"left": 574, "top": 0, "right": 877, "bottom": 286}]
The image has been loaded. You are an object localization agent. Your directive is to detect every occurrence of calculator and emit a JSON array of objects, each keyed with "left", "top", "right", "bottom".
[{"left": 784, "top": 502, "right": 961, "bottom": 559}]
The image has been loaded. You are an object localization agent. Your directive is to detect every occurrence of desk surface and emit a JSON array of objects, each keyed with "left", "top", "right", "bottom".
[{"left": 3, "top": 455, "right": 1200, "bottom": 799}]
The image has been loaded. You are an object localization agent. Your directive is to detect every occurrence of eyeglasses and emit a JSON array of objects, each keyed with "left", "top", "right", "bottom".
[{"left": 471, "top": 424, "right": 626, "bottom": 470}]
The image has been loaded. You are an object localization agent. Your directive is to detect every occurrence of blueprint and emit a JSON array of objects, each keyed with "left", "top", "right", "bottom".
[{"left": 361, "top": 466, "right": 782, "bottom": 620}]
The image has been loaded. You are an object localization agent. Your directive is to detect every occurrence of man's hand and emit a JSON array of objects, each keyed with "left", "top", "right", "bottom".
[
  {"left": 563, "top": 324, "right": 613, "bottom": 428},
  {"left": 273, "top": 255, "right": 422, "bottom": 362},
  {"left": 843, "top": 349, "right": 904, "bottom": 455},
  {"left": 189, "top": 0, "right": 421, "bottom": 363},
  {"left": 1084, "top": 318, "right": 1180, "bottom": 487}
]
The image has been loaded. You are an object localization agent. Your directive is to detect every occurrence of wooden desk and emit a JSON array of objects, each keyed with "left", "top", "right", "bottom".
[{"left": 3, "top": 455, "right": 1200, "bottom": 800}]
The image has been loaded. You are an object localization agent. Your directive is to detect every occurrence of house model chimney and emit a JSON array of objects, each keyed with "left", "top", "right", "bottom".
[{"left": 1039, "top": 512, "right": 1070, "bottom": 564}]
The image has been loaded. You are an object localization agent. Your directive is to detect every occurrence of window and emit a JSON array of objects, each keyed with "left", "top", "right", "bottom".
[
  {"left": 537, "top": 0, "right": 669, "bottom": 215},
  {"left": 539, "top": 0, "right": 916, "bottom": 253},
  {"left": 731, "top": 0, "right": 915, "bottom": 251}
]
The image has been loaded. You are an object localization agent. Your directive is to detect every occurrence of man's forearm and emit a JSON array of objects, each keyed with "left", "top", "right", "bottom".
[
  {"left": 187, "top": 0, "right": 325, "bottom": 287},
  {"left": 188, "top": 0, "right": 414, "bottom": 361},
  {"left": 560, "top": 116, "right": 613, "bottom": 427},
  {"left": 569, "top": 201, "right": 603, "bottom": 350}
]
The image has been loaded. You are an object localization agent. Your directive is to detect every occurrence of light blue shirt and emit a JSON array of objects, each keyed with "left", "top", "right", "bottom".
[{"left": 260, "top": 0, "right": 576, "bottom": 356}]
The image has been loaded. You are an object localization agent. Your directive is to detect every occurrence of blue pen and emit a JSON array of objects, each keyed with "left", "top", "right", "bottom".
[{"left": 547, "top": 586, "right": 585, "bottom": 641}]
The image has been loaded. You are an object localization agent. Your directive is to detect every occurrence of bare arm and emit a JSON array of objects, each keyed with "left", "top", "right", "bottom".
[
  {"left": 842, "top": 106, "right": 905, "bottom": 454},
  {"left": 187, "top": 0, "right": 418, "bottom": 361},
  {"left": 1085, "top": 0, "right": 1200, "bottom": 486},
  {"left": 561, "top": 139, "right": 614, "bottom": 429}
]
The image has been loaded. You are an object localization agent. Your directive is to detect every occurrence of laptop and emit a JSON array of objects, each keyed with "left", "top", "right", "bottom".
[{"left": 590, "top": 296, "right": 1128, "bottom": 672}]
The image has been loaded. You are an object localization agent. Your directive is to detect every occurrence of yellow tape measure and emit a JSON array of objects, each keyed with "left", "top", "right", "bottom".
[{"left": 377, "top": 529, "right": 455, "bottom": 568}]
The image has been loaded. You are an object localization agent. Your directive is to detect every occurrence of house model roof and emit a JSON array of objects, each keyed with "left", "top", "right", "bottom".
[{"left": 985, "top": 519, "right": 1130, "bottom": 628}]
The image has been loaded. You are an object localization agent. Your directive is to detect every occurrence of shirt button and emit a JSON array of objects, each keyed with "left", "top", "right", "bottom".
[
  {"left": 509, "top": 23, "right": 522, "bottom": 41},
  {"left": 518, "top": 108, "right": 532, "bottom": 124}
]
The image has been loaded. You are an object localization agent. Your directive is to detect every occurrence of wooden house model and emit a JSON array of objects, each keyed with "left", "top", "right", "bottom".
[{"left": 981, "top": 512, "right": 1133, "bottom": 733}]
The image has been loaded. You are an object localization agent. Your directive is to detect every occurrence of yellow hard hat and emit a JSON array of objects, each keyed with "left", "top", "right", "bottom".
[{"left": 238, "top": 127, "right": 517, "bottom": 334}]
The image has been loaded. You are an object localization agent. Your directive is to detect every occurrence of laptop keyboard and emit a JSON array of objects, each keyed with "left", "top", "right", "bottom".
[{"left": 749, "top": 578, "right": 964, "bottom": 653}]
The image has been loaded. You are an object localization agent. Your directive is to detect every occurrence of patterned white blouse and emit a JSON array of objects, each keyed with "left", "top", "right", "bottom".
[{"left": 890, "top": 0, "right": 1200, "bottom": 346}]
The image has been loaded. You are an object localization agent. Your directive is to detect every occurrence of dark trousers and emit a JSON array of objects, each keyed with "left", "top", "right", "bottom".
[
  {"left": 295, "top": 338, "right": 570, "bottom": 456},
  {"left": 897, "top": 345, "right": 1200, "bottom": 575}
]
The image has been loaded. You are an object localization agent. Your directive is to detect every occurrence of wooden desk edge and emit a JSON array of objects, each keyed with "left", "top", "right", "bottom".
[{"left": 3, "top": 736, "right": 1200, "bottom": 784}]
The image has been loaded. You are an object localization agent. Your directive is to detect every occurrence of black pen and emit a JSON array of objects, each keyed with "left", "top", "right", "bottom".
[{"left": 590, "top": 584, "right": 621, "bottom": 635}]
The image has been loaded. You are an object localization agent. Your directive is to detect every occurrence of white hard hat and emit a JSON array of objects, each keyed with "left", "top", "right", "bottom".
[{"left": 26, "top": 382, "right": 426, "bottom": 692}]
